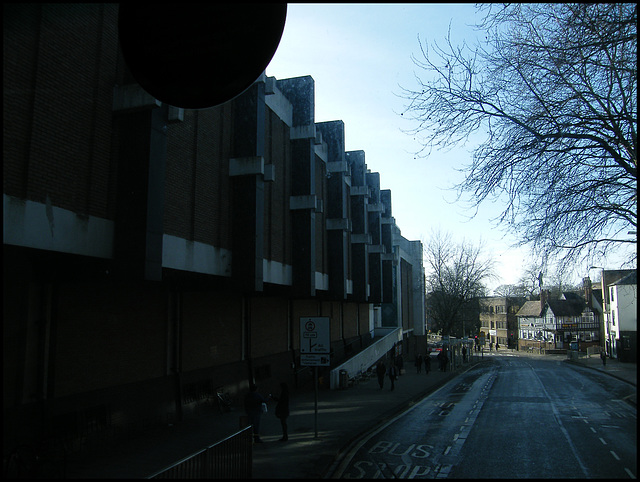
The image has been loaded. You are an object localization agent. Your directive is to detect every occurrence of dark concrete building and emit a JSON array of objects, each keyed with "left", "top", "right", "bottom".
[{"left": 3, "top": 4, "right": 425, "bottom": 454}]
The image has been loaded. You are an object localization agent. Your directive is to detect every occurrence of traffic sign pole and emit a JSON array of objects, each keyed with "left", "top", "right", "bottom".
[
  {"left": 299, "top": 317, "right": 330, "bottom": 439},
  {"left": 314, "top": 366, "right": 318, "bottom": 439}
]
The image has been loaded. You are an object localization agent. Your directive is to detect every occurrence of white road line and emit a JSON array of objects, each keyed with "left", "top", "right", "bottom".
[
  {"left": 599, "top": 437, "right": 607, "bottom": 445},
  {"left": 610, "top": 450, "right": 620, "bottom": 461},
  {"left": 590, "top": 427, "right": 597, "bottom": 433},
  {"left": 624, "top": 468, "right": 636, "bottom": 479},
  {"left": 443, "top": 445, "right": 451, "bottom": 455},
  {"left": 436, "top": 465, "right": 452, "bottom": 479},
  {"left": 530, "top": 370, "right": 590, "bottom": 477}
]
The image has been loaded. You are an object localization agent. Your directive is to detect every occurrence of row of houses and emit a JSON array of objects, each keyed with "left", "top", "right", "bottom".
[
  {"left": 3, "top": 4, "right": 425, "bottom": 454},
  {"left": 478, "top": 271, "right": 636, "bottom": 360}
]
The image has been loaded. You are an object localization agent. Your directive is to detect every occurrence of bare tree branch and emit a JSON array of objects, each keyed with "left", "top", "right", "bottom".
[
  {"left": 424, "top": 230, "right": 496, "bottom": 336},
  {"left": 401, "top": 3, "right": 637, "bottom": 269}
]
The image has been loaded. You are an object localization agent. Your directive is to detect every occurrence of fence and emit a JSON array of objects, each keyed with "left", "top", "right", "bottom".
[{"left": 146, "top": 426, "right": 252, "bottom": 479}]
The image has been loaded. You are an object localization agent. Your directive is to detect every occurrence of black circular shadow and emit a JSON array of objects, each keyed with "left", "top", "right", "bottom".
[{"left": 118, "top": 4, "right": 287, "bottom": 109}]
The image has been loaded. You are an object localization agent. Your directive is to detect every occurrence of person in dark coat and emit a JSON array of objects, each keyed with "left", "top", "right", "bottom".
[
  {"left": 388, "top": 362, "right": 398, "bottom": 391},
  {"left": 271, "top": 382, "right": 290, "bottom": 441},
  {"left": 424, "top": 352, "right": 431, "bottom": 374},
  {"left": 437, "top": 350, "right": 444, "bottom": 372},
  {"left": 396, "top": 355, "right": 404, "bottom": 376},
  {"left": 244, "top": 384, "right": 268, "bottom": 443},
  {"left": 376, "top": 360, "right": 386, "bottom": 389},
  {"left": 415, "top": 354, "right": 423, "bottom": 374}
]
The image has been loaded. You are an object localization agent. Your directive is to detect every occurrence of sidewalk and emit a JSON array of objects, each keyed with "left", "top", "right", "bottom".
[
  {"left": 63, "top": 355, "right": 480, "bottom": 479},
  {"left": 63, "top": 351, "right": 636, "bottom": 479},
  {"left": 564, "top": 354, "right": 637, "bottom": 406}
]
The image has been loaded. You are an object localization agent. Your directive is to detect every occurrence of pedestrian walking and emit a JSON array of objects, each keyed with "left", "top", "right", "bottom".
[
  {"left": 496, "top": 343, "right": 500, "bottom": 351},
  {"left": 271, "top": 382, "right": 290, "bottom": 441},
  {"left": 415, "top": 354, "right": 423, "bottom": 374},
  {"left": 244, "top": 384, "right": 269, "bottom": 443},
  {"left": 462, "top": 346, "right": 467, "bottom": 363},
  {"left": 437, "top": 350, "right": 445, "bottom": 372},
  {"left": 376, "top": 360, "right": 386, "bottom": 389},
  {"left": 424, "top": 353, "right": 431, "bottom": 374},
  {"left": 388, "top": 362, "right": 398, "bottom": 391},
  {"left": 600, "top": 351, "right": 607, "bottom": 366}
]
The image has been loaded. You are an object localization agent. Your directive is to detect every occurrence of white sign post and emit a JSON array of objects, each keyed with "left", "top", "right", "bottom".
[
  {"left": 300, "top": 317, "right": 330, "bottom": 365},
  {"left": 300, "top": 317, "right": 330, "bottom": 439}
]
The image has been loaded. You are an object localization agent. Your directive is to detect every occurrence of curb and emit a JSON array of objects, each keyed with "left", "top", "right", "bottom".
[
  {"left": 563, "top": 358, "right": 637, "bottom": 387},
  {"left": 564, "top": 358, "right": 636, "bottom": 408}
]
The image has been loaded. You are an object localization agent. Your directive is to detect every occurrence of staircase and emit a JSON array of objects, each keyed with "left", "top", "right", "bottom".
[{"left": 329, "top": 327, "right": 402, "bottom": 389}]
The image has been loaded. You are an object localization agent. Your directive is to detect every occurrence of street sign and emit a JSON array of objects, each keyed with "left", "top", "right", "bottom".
[
  {"left": 300, "top": 354, "right": 330, "bottom": 366},
  {"left": 300, "top": 317, "right": 330, "bottom": 354},
  {"left": 299, "top": 317, "right": 331, "bottom": 438}
]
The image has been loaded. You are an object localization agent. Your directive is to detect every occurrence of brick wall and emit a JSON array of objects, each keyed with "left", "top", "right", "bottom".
[
  {"left": 3, "top": 4, "right": 119, "bottom": 219},
  {"left": 164, "top": 105, "right": 234, "bottom": 250},
  {"left": 263, "top": 108, "right": 291, "bottom": 265},
  {"left": 54, "top": 280, "right": 166, "bottom": 398},
  {"left": 250, "top": 296, "right": 289, "bottom": 359},
  {"left": 181, "top": 290, "right": 244, "bottom": 372}
]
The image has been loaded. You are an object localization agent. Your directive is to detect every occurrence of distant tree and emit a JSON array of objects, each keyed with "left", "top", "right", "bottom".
[
  {"left": 515, "top": 262, "right": 545, "bottom": 299},
  {"left": 402, "top": 3, "right": 637, "bottom": 269},
  {"left": 514, "top": 261, "right": 583, "bottom": 300},
  {"left": 493, "top": 284, "right": 528, "bottom": 298},
  {"left": 424, "top": 230, "right": 495, "bottom": 336}
]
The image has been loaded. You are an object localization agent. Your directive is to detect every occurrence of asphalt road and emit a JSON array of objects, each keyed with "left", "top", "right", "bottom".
[{"left": 336, "top": 354, "right": 637, "bottom": 479}]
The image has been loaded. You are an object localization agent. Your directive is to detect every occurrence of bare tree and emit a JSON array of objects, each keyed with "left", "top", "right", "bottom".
[
  {"left": 493, "top": 284, "right": 528, "bottom": 298},
  {"left": 515, "top": 261, "right": 546, "bottom": 299},
  {"left": 424, "top": 231, "right": 495, "bottom": 336},
  {"left": 402, "top": 4, "right": 637, "bottom": 269}
]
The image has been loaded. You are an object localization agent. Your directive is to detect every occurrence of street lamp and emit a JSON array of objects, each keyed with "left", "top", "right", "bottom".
[{"left": 588, "top": 266, "right": 608, "bottom": 356}]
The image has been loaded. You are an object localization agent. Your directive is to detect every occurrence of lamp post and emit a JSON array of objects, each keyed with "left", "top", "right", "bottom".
[{"left": 588, "top": 266, "right": 607, "bottom": 356}]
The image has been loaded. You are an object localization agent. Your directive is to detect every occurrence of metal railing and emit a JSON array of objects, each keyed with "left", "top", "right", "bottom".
[
  {"left": 330, "top": 328, "right": 402, "bottom": 389},
  {"left": 147, "top": 426, "right": 252, "bottom": 479}
]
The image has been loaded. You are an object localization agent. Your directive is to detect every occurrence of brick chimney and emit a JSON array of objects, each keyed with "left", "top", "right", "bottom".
[{"left": 583, "top": 277, "right": 593, "bottom": 308}]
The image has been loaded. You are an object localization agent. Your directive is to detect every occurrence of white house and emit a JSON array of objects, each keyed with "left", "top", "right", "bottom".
[
  {"left": 516, "top": 282, "right": 602, "bottom": 351},
  {"left": 607, "top": 271, "right": 637, "bottom": 361}
]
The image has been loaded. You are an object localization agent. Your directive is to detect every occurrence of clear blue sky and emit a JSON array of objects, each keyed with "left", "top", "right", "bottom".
[{"left": 265, "top": 4, "right": 632, "bottom": 290}]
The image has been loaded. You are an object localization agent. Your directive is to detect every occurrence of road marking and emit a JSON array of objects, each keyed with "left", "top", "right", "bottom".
[
  {"left": 590, "top": 427, "right": 597, "bottom": 433},
  {"left": 327, "top": 379, "right": 452, "bottom": 478},
  {"left": 599, "top": 437, "right": 607, "bottom": 445},
  {"left": 610, "top": 450, "right": 620, "bottom": 461},
  {"left": 624, "top": 468, "right": 635, "bottom": 478},
  {"left": 443, "top": 445, "right": 451, "bottom": 455},
  {"left": 436, "top": 464, "right": 452, "bottom": 478},
  {"left": 531, "top": 369, "right": 590, "bottom": 477}
]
